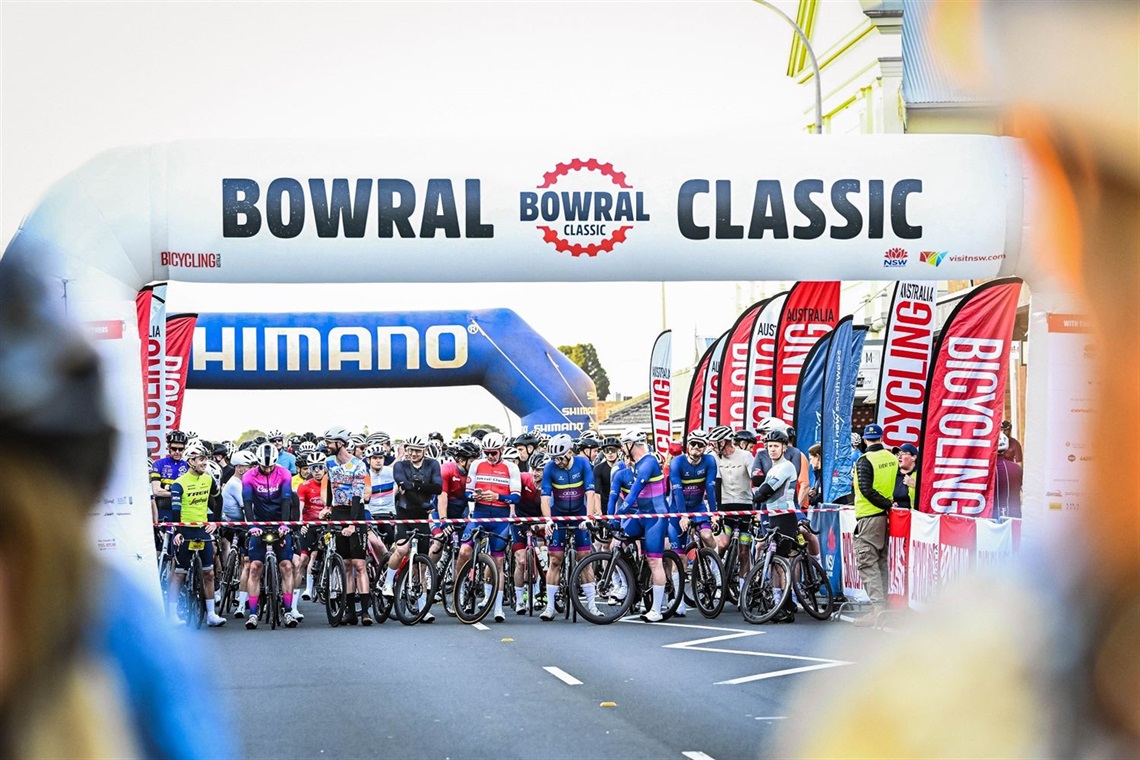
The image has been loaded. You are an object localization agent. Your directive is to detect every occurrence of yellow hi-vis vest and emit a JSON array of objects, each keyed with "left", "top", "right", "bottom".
[{"left": 854, "top": 447, "right": 898, "bottom": 518}]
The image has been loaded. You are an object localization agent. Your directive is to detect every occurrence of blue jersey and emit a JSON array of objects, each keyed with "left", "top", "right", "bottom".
[
  {"left": 277, "top": 450, "right": 298, "bottom": 476},
  {"left": 150, "top": 456, "right": 189, "bottom": 516},
  {"left": 670, "top": 453, "right": 718, "bottom": 511},
  {"left": 620, "top": 454, "right": 668, "bottom": 515},
  {"left": 608, "top": 463, "right": 635, "bottom": 516},
  {"left": 541, "top": 455, "right": 595, "bottom": 515}
]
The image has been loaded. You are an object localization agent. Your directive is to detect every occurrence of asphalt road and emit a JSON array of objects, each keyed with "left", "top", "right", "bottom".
[{"left": 204, "top": 599, "right": 864, "bottom": 760}]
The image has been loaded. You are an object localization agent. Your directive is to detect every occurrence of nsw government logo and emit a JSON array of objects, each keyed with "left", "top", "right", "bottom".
[
  {"left": 883, "top": 247, "right": 908, "bottom": 268},
  {"left": 519, "top": 159, "right": 649, "bottom": 257},
  {"left": 920, "top": 250, "right": 947, "bottom": 267}
]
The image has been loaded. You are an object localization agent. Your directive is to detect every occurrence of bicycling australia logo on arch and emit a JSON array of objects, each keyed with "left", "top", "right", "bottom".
[{"left": 519, "top": 158, "right": 650, "bottom": 257}]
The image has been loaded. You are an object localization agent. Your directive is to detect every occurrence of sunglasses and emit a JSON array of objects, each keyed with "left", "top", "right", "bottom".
[{"left": 169, "top": 446, "right": 185, "bottom": 452}]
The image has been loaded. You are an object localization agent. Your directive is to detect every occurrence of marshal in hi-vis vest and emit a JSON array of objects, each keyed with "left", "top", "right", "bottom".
[{"left": 853, "top": 448, "right": 899, "bottom": 519}]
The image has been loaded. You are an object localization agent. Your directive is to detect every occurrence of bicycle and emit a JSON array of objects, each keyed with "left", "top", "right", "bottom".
[
  {"left": 392, "top": 528, "right": 442, "bottom": 626},
  {"left": 452, "top": 526, "right": 501, "bottom": 625},
  {"left": 571, "top": 522, "right": 684, "bottom": 625},
  {"left": 256, "top": 528, "right": 290, "bottom": 630},
  {"left": 313, "top": 526, "right": 349, "bottom": 627},
  {"left": 178, "top": 533, "right": 211, "bottom": 629},
  {"left": 739, "top": 526, "right": 794, "bottom": 624},
  {"left": 366, "top": 526, "right": 393, "bottom": 624},
  {"left": 515, "top": 523, "right": 547, "bottom": 616},
  {"left": 216, "top": 526, "right": 247, "bottom": 618},
  {"left": 789, "top": 519, "right": 834, "bottom": 620},
  {"left": 430, "top": 528, "right": 460, "bottom": 618},
  {"left": 157, "top": 528, "right": 176, "bottom": 615},
  {"left": 715, "top": 514, "right": 757, "bottom": 607},
  {"left": 679, "top": 520, "right": 726, "bottom": 619}
]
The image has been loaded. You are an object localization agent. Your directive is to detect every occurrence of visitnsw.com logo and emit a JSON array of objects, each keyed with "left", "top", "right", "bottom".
[{"left": 920, "top": 250, "right": 947, "bottom": 267}]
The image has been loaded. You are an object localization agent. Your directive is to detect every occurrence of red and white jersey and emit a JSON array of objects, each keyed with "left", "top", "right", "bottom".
[
  {"left": 466, "top": 458, "right": 521, "bottom": 510},
  {"left": 297, "top": 478, "right": 325, "bottom": 522},
  {"left": 441, "top": 461, "right": 469, "bottom": 503}
]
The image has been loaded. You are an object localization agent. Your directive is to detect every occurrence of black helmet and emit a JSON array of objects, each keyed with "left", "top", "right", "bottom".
[
  {"left": 577, "top": 433, "right": 602, "bottom": 451},
  {"left": 733, "top": 429, "right": 757, "bottom": 443},
  {"left": 528, "top": 452, "right": 551, "bottom": 473},
  {"left": 514, "top": 431, "right": 540, "bottom": 446},
  {"left": 765, "top": 429, "right": 789, "bottom": 444},
  {"left": 470, "top": 428, "right": 489, "bottom": 441},
  {"left": 428, "top": 431, "right": 444, "bottom": 442},
  {"left": 167, "top": 429, "right": 189, "bottom": 445},
  {"left": 452, "top": 440, "right": 481, "bottom": 460}
]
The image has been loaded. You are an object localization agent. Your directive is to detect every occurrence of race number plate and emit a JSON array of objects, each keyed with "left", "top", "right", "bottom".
[{"left": 188, "top": 540, "right": 206, "bottom": 551}]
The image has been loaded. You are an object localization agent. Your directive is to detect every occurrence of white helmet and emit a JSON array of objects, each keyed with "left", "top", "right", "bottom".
[
  {"left": 502, "top": 446, "right": 520, "bottom": 461},
  {"left": 254, "top": 442, "right": 279, "bottom": 468},
  {"left": 183, "top": 442, "right": 209, "bottom": 459},
  {"left": 364, "top": 443, "right": 386, "bottom": 459},
  {"left": 231, "top": 449, "right": 256, "bottom": 467},
  {"left": 324, "top": 426, "right": 352, "bottom": 444},
  {"left": 267, "top": 429, "right": 284, "bottom": 440},
  {"left": 481, "top": 432, "right": 505, "bottom": 452},
  {"left": 547, "top": 434, "right": 574, "bottom": 458},
  {"left": 298, "top": 441, "right": 318, "bottom": 454},
  {"left": 619, "top": 428, "right": 646, "bottom": 445},
  {"left": 997, "top": 434, "right": 1010, "bottom": 453},
  {"left": 348, "top": 434, "right": 365, "bottom": 449},
  {"left": 203, "top": 460, "right": 223, "bottom": 486},
  {"left": 404, "top": 434, "right": 428, "bottom": 450},
  {"left": 850, "top": 432, "right": 863, "bottom": 447}
]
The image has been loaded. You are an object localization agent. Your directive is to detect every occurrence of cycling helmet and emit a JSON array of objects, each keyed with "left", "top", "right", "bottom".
[
  {"left": 851, "top": 432, "right": 863, "bottom": 447},
  {"left": 577, "top": 432, "right": 602, "bottom": 449},
  {"left": 707, "top": 425, "right": 733, "bottom": 442},
  {"left": 267, "top": 429, "right": 283, "bottom": 441},
  {"left": 203, "top": 460, "right": 223, "bottom": 486},
  {"left": 514, "top": 431, "right": 540, "bottom": 446},
  {"left": 324, "top": 426, "right": 352, "bottom": 444},
  {"left": 503, "top": 446, "right": 520, "bottom": 461},
  {"left": 428, "top": 431, "right": 444, "bottom": 442},
  {"left": 166, "top": 429, "right": 188, "bottom": 445},
  {"left": 252, "top": 435, "right": 267, "bottom": 446},
  {"left": 528, "top": 452, "right": 551, "bottom": 473},
  {"left": 364, "top": 443, "right": 386, "bottom": 459},
  {"left": 404, "top": 434, "right": 428, "bottom": 450},
  {"left": 536, "top": 432, "right": 551, "bottom": 445},
  {"left": 224, "top": 441, "right": 237, "bottom": 458},
  {"left": 348, "top": 434, "right": 365, "bottom": 449},
  {"left": 184, "top": 430, "right": 198, "bottom": 441},
  {"left": 619, "top": 428, "right": 646, "bottom": 445},
  {"left": 601, "top": 436, "right": 621, "bottom": 450},
  {"left": 765, "top": 429, "right": 789, "bottom": 445},
  {"left": 997, "top": 433, "right": 1009, "bottom": 453},
  {"left": 295, "top": 453, "right": 311, "bottom": 469},
  {"left": 471, "top": 428, "right": 489, "bottom": 441},
  {"left": 298, "top": 441, "right": 318, "bottom": 454},
  {"left": 481, "top": 432, "right": 505, "bottom": 451},
  {"left": 367, "top": 431, "right": 391, "bottom": 445},
  {"left": 254, "top": 442, "right": 280, "bottom": 467},
  {"left": 231, "top": 450, "right": 256, "bottom": 467},
  {"left": 183, "top": 442, "right": 208, "bottom": 459},
  {"left": 687, "top": 429, "right": 710, "bottom": 447},
  {"left": 426, "top": 442, "right": 442, "bottom": 459},
  {"left": 447, "top": 440, "right": 477, "bottom": 460},
  {"left": 547, "top": 434, "right": 574, "bottom": 458},
  {"left": 733, "top": 429, "right": 757, "bottom": 444}
]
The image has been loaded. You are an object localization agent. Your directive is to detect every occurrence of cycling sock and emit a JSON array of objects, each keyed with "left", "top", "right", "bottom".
[
  {"left": 305, "top": 575, "right": 314, "bottom": 595},
  {"left": 532, "top": 581, "right": 541, "bottom": 599},
  {"left": 494, "top": 590, "right": 504, "bottom": 613},
  {"left": 385, "top": 568, "right": 397, "bottom": 586},
  {"left": 360, "top": 591, "right": 372, "bottom": 617},
  {"left": 582, "top": 583, "right": 596, "bottom": 607},
  {"left": 248, "top": 595, "right": 259, "bottom": 615},
  {"left": 283, "top": 593, "right": 293, "bottom": 609},
  {"left": 515, "top": 586, "right": 525, "bottom": 605},
  {"left": 484, "top": 583, "right": 493, "bottom": 600},
  {"left": 652, "top": 585, "right": 665, "bottom": 613},
  {"left": 206, "top": 599, "right": 216, "bottom": 615},
  {"left": 238, "top": 591, "right": 249, "bottom": 605}
]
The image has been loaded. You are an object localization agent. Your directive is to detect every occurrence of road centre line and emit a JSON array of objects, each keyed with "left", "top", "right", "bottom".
[
  {"left": 543, "top": 666, "right": 583, "bottom": 686},
  {"left": 472, "top": 622, "right": 490, "bottom": 631}
]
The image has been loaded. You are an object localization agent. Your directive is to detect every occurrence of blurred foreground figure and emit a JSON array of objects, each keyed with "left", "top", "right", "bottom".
[
  {"left": 0, "top": 250, "right": 217, "bottom": 757},
  {"left": 784, "top": 1, "right": 1139, "bottom": 757}
]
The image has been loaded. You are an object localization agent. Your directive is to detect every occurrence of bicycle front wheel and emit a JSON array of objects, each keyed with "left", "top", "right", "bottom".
[
  {"left": 793, "top": 554, "right": 834, "bottom": 620},
  {"left": 325, "top": 554, "right": 347, "bottom": 627},
  {"left": 691, "top": 547, "right": 726, "bottom": 619},
  {"left": 265, "top": 559, "right": 282, "bottom": 630},
  {"left": 395, "top": 555, "right": 438, "bottom": 626},
  {"left": 571, "top": 553, "right": 634, "bottom": 625},
  {"left": 452, "top": 554, "right": 497, "bottom": 625},
  {"left": 218, "top": 548, "right": 239, "bottom": 617},
  {"left": 740, "top": 555, "right": 791, "bottom": 625},
  {"left": 368, "top": 554, "right": 392, "bottom": 624},
  {"left": 188, "top": 555, "right": 207, "bottom": 629}
]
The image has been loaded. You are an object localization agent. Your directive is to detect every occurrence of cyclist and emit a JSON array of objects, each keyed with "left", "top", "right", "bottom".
[
  {"left": 614, "top": 429, "right": 669, "bottom": 622},
  {"left": 433, "top": 439, "right": 478, "bottom": 603},
  {"left": 753, "top": 418, "right": 821, "bottom": 568},
  {"left": 733, "top": 429, "right": 757, "bottom": 457},
  {"left": 241, "top": 442, "right": 298, "bottom": 629},
  {"left": 513, "top": 451, "right": 548, "bottom": 613},
  {"left": 671, "top": 429, "right": 718, "bottom": 543},
  {"left": 381, "top": 434, "right": 442, "bottom": 620},
  {"left": 268, "top": 430, "right": 296, "bottom": 475},
  {"left": 460, "top": 433, "right": 520, "bottom": 623},
  {"left": 752, "top": 428, "right": 799, "bottom": 623},
  {"left": 291, "top": 455, "right": 311, "bottom": 493},
  {"left": 710, "top": 423, "right": 757, "bottom": 597},
  {"left": 594, "top": 436, "right": 621, "bottom": 518},
  {"left": 538, "top": 434, "right": 598, "bottom": 620},
  {"left": 151, "top": 430, "right": 190, "bottom": 525},
  {"left": 320, "top": 426, "right": 372, "bottom": 625},
  {"left": 168, "top": 442, "right": 226, "bottom": 627},
  {"left": 222, "top": 449, "right": 256, "bottom": 617},
  {"left": 297, "top": 455, "right": 327, "bottom": 602},
  {"left": 513, "top": 431, "right": 541, "bottom": 472},
  {"left": 364, "top": 442, "right": 396, "bottom": 555},
  {"left": 213, "top": 442, "right": 234, "bottom": 484}
]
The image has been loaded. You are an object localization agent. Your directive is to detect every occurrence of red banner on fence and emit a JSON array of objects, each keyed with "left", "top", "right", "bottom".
[
  {"left": 744, "top": 293, "right": 785, "bottom": 428},
  {"left": 875, "top": 281, "right": 937, "bottom": 449},
  {"left": 773, "top": 282, "right": 839, "bottom": 423},
  {"left": 938, "top": 513, "right": 977, "bottom": 588},
  {"left": 684, "top": 338, "right": 718, "bottom": 434},
  {"left": 887, "top": 508, "right": 911, "bottom": 609},
  {"left": 916, "top": 278, "right": 1022, "bottom": 517},
  {"left": 718, "top": 300, "right": 767, "bottom": 429}
]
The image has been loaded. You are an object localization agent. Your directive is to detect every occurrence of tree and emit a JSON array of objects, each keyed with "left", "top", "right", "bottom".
[
  {"left": 558, "top": 343, "right": 610, "bottom": 400},
  {"left": 235, "top": 429, "right": 265, "bottom": 445},
  {"left": 452, "top": 423, "right": 503, "bottom": 439}
]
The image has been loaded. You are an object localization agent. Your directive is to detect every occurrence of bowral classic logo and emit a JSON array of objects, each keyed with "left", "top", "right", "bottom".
[
  {"left": 519, "top": 159, "right": 649, "bottom": 257},
  {"left": 920, "top": 250, "right": 947, "bottom": 267},
  {"left": 883, "top": 247, "right": 908, "bottom": 268}
]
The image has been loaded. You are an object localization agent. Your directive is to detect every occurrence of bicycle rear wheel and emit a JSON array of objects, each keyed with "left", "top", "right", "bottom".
[
  {"left": 218, "top": 547, "right": 239, "bottom": 617},
  {"left": 452, "top": 554, "right": 497, "bottom": 625},
  {"left": 740, "top": 556, "right": 791, "bottom": 624},
  {"left": 691, "top": 547, "right": 726, "bottom": 618},
  {"left": 368, "top": 553, "right": 392, "bottom": 624},
  {"left": 325, "top": 554, "right": 347, "bottom": 627},
  {"left": 792, "top": 554, "right": 834, "bottom": 620},
  {"left": 395, "top": 555, "right": 438, "bottom": 626},
  {"left": 571, "top": 553, "right": 634, "bottom": 624},
  {"left": 436, "top": 553, "right": 457, "bottom": 617}
]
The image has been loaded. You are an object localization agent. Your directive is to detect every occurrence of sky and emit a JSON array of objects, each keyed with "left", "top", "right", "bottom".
[{"left": 2, "top": 0, "right": 811, "bottom": 441}]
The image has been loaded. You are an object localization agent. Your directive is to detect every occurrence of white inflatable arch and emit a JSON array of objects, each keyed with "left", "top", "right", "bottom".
[{"left": 2, "top": 135, "right": 1069, "bottom": 586}]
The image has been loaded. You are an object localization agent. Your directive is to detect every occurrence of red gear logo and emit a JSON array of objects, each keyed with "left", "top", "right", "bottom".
[{"left": 531, "top": 158, "right": 637, "bottom": 258}]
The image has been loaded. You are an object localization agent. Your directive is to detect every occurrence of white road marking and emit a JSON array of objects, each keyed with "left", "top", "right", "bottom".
[
  {"left": 754, "top": 716, "right": 787, "bottom": 720},
  {"left": 622, "top": 617, "right": 850, "bottom": 684},
  {"left": 543, "top": 666, "right": 583, "bottom": 686},
  {"left": 682, "top": 752, "right": 717, "bottom": 760},
  {"left": 472, "top": 622, "right": 490, "bottom": 631}
]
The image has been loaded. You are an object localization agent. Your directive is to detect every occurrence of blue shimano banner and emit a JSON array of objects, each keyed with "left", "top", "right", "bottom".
[
  {"left": 821, "top": 317, "right": 867, "bottom": 503},
  {"left": 188, "top": 309, "right": 596, "bottom": 434},
  {"left": 793, "top": 330, "right": 832, "bottom": 488}
]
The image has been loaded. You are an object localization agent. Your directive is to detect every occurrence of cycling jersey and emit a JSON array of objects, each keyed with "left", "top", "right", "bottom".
[
  {"left": 620, "top": 454, "right": 668, "bottom": 514},
  {"left": 277, "top": 449, "right": 297, "bottom": 476},
  {"left": 291, "top": 473, "right": 305, "bottom": 492},
  {"left": 466, "top": 458, "right": 521, "bottom": 510},
  {"left": 670, "top": 454, "right": 718, "bottom": 512},
  {"left": 541, "top": 455, "right": 595, "bottom": 515},
  {"left": 151, "top": 456, "right": 189, "bottom": 518},
  {"left": 439, "top": 461, "right": 470, "bottom": 519},
  {"left": 607, "top": 463, "right": 634, "bottom": 516},
  {"left": 393, "top": 458, "right": 442, "bottom": 514},
  {"left": 714, "top": 447, "right": 754, "bottom": 506},
  {"left": 368, "top": 464, "right": 396, "bottom": 516},
  {"left": 752, "top": 444, "right": 809, "bottom": 508},
  {"left": 324, "top": 455, "right": 369, "bottom": 510},
  {"left": 221, "top": 476, "right": 244, "bottom": 521},
  {"left": 517, "top": 471, "right": 542, "bottom": 518},
  {"left": 297, "top": 478, "right": 325, "bottom": 522},
  {"left": 170, "top": 470, "right": 218, "bottom": 524},
  {"left": 758, "top": 458, "right": 797, "bottom": 515},
  {"left": 241, "top": 465, "right": 294, "bottom": 521}
]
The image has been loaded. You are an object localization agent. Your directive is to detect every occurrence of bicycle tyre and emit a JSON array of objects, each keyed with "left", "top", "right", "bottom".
[
  {"left": 436, "top": 552, "right": 457, "bottom": 617},
  {"left": 691, "top": 547, "right": 726, "bottom": 619},
  {"left": 265, "top": 559, "right": 281, "bottom": 630},
  {"left": 570, "top": 552, "right": 635, "bottom": 625},
  {"left": 218, "top": 547, "right": 239, "bottom": 617},
  {"left": 158, "top": 554, "right": 174, "bottom": 616},
  {"left": 188, "top": 555, "right": 207, "bottom": 629},
  {"left": 722, "top": 545, "right": 740, "bottom": 606},
  {"left": 452, "top": 553, "right": 497, "bottom": 625},
  {"left": 325, "top": 554, "right": 347, "bottom": 627},
  {"left": 395, "top": 554, "right": 438, "bottom": 626},
  {"left": 660, "top": 550, "right": 684, "bottom": 621},
  {"left": 792, "top": 554, "right": 834, "bottom": 621},
  {"left": 368, "top": 554, "right": 392, "bottom": 624},
  {"left": 740, "top": 555, "right": 792, "bottom": 624}
]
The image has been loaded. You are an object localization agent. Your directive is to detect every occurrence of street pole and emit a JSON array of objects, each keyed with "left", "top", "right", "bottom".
[{"left": 751, "top": 0, "right": 824, "bottom": 135}]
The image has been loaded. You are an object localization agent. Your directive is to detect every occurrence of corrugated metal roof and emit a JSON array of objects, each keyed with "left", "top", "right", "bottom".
[
  {"left": 902, "top": 0, "right": 991, "bottom": 107},
  {"left": 602, "top": 395, "right": 651, "bottom": 426}
]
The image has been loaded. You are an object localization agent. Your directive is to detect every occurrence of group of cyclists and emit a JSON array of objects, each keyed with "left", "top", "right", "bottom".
[{"left": 150, "top": 416, "right": 828, "bottom": 630}]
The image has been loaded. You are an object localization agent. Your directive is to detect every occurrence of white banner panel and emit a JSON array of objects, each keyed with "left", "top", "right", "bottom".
[
  {"left": 840, "top": 508, "right": 871, "bottom": 603},
  {"left": 907, "top": 510, "right": 940, "bottom": 611},
  {"left": 975, "top": 518, "right": 1016, "bottom": 577}
]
